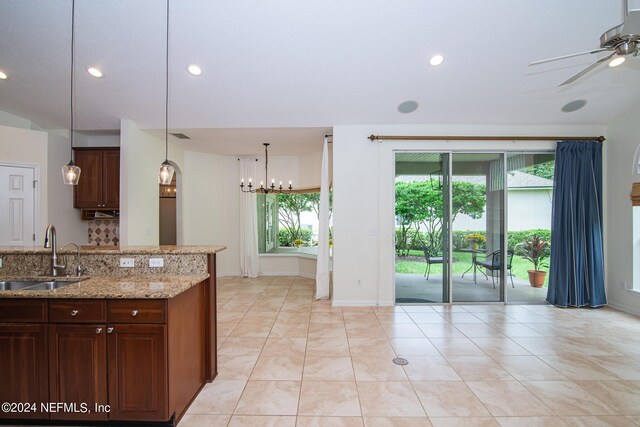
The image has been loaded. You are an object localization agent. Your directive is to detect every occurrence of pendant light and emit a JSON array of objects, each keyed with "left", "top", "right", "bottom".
[
  {"left": 62, "top": 0, "right": 81, "bottom": 185},
  {"left": 158, "top": 0, "right": 175, "bottom": 185}
]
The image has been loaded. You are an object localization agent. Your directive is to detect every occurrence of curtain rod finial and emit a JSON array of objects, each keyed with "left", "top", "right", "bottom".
[
  {"left": 368, "top": 134, "right": 377, "bottom": 141},
  {"left": 598, "top": 136, "right": 606, "bottom": 142}
]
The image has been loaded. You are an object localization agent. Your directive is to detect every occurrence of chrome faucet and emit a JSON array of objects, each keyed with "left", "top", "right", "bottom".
[
  {"left": 44, "top": 225, "right": 65, "bottom": 276},
  {"left": 60, "top": 242, "right": 87, "bottom": 277}
]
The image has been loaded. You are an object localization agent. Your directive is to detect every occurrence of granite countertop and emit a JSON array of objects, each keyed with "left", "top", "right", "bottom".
[
  {"left": 0, "top": 274, "right": 209, "bottom": 299},
  {"left": 0, "top": 245, "right": 226, "bottom": 255}
]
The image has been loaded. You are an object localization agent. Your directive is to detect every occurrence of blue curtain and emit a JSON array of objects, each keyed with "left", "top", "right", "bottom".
[{"left": 547, "top": 141, "right": 606, "bottom": 307}]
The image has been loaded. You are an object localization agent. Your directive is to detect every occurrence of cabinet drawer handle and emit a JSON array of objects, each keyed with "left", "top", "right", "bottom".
[
  {"left": 95, "top": 327, "right": 102, "bottom": 334},
  {"left": 70, "top": 310, "right": 79, "bottom": 317},
  {"left": 131, "top": 310, "right": 139, "bottom": 317},
  {"left": 107, "top": 327, "right": 114, "bottom": 334}
]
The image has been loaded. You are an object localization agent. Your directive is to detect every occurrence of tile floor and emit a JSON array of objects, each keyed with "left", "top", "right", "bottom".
[{"left": 181, "top": 276, "right": 640, "bottom": 427}]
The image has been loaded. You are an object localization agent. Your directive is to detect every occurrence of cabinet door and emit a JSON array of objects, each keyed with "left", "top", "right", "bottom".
[
  {"left": 0, "top": 324, "right": 48, "bottom": 420},
  {"left": 108, "top": 324, "right": 168, "bottom": 421},
  {"left": 49, "top": 324, "right": 108, "bottom": 421},
  {"left": 73, "top": 150, "right": 102, "bottom": 208},
  {"left": 102, "top": 150, "right": 120, "bottom": 208}
]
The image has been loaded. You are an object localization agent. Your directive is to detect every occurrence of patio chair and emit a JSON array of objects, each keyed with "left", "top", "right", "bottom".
[
  {"left": 473, "top": 250, "right": 515, "bottom": 289},
  {"left": 423, "top": 247, "right": 444, "bottom": 280}
]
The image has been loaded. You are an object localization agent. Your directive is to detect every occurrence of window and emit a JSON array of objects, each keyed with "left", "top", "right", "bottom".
[{"left": 257, "top": 192, "right": 332, "bottom": 255}]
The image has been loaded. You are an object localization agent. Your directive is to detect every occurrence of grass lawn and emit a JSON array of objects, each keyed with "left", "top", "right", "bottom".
[{"left": 395, "top": 250, "right": 550, "bottom": 287}]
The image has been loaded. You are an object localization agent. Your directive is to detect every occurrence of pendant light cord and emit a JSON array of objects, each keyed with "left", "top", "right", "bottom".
[
  {"left": 165, "top": 0, "right": 169, "bottom": 162},
  {"left": 70, "top": 0, "right": 75, "bottom": 161}
]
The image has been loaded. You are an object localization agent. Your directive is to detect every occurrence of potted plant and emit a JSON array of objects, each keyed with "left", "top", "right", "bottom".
[
  {"left": 294, "top": 239, "right": 305, "bottom": 248},
  {"left": 465, "top": 233, "right": 486, "bottom": 250},
  {"left": 517, "top": 235, "right": 550, "bottom": 288}
]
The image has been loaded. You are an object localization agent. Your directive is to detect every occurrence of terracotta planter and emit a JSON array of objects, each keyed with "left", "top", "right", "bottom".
[{"left": 527, "top": 270, "right": 546, "bottom": 288}]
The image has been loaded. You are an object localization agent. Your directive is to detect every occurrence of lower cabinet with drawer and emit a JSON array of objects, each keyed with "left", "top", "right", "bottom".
[{"left": 0, "top": 282, "right": 205, "bottom": 426}]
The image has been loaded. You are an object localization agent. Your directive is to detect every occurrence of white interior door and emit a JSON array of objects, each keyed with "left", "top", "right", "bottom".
[{"left": 0, "top": 165, "right": 35, "bottom": 246}]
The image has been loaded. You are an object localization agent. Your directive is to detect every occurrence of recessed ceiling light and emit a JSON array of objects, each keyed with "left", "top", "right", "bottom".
[
  {"left": 397, "top": 100, "right": 419, "bottom": 114},
  {"left": 608, "top": 57, "right": 626, "bottom": 68},
  {"left": 187, "top": 64, "right": 202, "bottom": 76},
  {"left": 429, "top": 55, "right": 444, "bottom": 66},
  {"left": 87, "top": 67, "right": 103, "bottom": 78},
  {"left": 561, "top": 99, "right": 587, "bottom": 113},
  {"left": 0, "top": 70, "right": 7, "bottom": 80}
]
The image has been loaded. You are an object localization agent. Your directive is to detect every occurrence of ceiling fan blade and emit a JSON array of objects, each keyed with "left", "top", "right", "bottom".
[
  {"left": 529, "top": 48, "right": 610, "bottom": 66},
  {"left": 559, "top": 51, "right": 616, "bottom": 86}
]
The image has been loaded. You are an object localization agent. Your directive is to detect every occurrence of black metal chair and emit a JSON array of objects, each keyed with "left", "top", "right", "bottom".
[
  {"left": 423, "top": 247, "right": 444, "bottom": 280},
  {"left": 473, "top": 250, "right": 515, "bottom": 288}
]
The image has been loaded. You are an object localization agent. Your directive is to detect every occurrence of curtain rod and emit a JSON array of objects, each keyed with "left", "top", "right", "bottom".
[{"left": 368, "top": 134, "right": 606, "bottom": 142}]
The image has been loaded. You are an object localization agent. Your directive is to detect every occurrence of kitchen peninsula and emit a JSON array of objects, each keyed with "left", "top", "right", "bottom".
[{"left": 0, "top": 245, "right": 225, "bottom": 426}]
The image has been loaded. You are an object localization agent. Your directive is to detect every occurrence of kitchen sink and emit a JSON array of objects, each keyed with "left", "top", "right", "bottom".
[{"left": 0, "top": 280, "right": 79, "bottom": 291}]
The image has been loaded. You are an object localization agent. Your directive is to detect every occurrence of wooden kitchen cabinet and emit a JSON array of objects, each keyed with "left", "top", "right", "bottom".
[
  {"left": 0, "top": 324, "right": 48, "bottom": 420},
  {"left": 73, "top": 148, "right": 120, "bottom": 209}
]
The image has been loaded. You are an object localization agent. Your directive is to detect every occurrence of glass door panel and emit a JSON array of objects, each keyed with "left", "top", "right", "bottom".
[
  {"left": 451, "top": 153, "right": 505, "bottom": 303},
  {"left": 394, "top": 152, "right": 450, "bottom": 303}
]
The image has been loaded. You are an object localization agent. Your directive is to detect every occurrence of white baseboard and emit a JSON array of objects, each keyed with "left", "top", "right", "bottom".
[
  {"left": 608, "top": 301, "right": 640, "bottom": 316},
  {"left": 217, "top": 272, "right": 242, "bottom": 277},
  {"left": 260, "top": 271, "right": 316, "bottom": 280},
  {"left": 332, "top": 300, "right": 395, "bottom": 307}
]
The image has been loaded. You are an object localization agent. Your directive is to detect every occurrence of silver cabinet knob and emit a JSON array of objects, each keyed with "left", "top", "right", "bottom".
[
  {"left": 95, "top": 327, "right": 102, "bottom": 334},
  {"left": 70, "top": 310, "right": 79, "bottom": 316},
  {"left": 131, "top": 310, "right": 138, "bottom": 317},
  {"left": 107, "top": 327, "right": 114, "bottom": 334}
]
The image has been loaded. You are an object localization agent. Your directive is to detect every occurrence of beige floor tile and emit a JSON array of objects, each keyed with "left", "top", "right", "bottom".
[
  {"left": 306, "top": 336, "right": 351, "bottom": 357},
  {"left": 412, "top": 381, "right": 491, "bottom": 417},
  {"left": 230, "top": 321, "right": 273, "bottom": 337},
  {"left": 389, "top": 338, "right": 440, "bottom": 357},
  {"left": 429, "top": 418, "right": 498, "bottom": 427},
  {"left": 562, "top": 416, "right": 638, "bottom": 426},
  {"left": 346, "top": 323, "right": 387, "bottom": 338},
  {"left": 466, "top": 381, "right": 554, "bottom": 416},
  {"left": 179, "top": 414, "right": 231, "bottom": 427},
  {"left": 348, "top": 337, "right": 397, "bottom": 357},
  {"left": 429, "top": 337, "right": 486, "bottom": 357},
  {"left": 234, "top": 380, "right": 301, "bottom": 415},
  {"left": 310, "top": 312, "right": 345, "bottom": 324},
  {"left": 375, "top": 312, "right": 415, "bottom": 323},
  {"left": 522, "top": 381, "right": 615, "bottom": 416},
  {"left": 401, "top": 356, "right": 461, "bottom": 381},
  {"left": 218, "top": 337, "right": 266, "bottom": 356},
  {"left": 261, "top": 337, "right": 307, "bottom": 357},
  {"left": 357, "top": 382, "right": 426, "bottom": 417},
  {"left": 364, "top": 416, "right": 432, "bottom": 426},
  {"left": 469, "top": 337, "right": 531, "bottom": 356},
  {"left": 186, "top": 380, "right": 246, "bottom": 414},
  {"left": 217, "top": 322, "right": 238, "bottom": 337},
  {"left": 276, "top": 312, "right": 311, "bottom": 323},
  {"left": 381, "top": 323, "right": 426, "bottom": 338},
  {"left": 588, "top": 356, "right": 640, "bottom": 380},
  {"left": 403, "top": 305, "right": 439, "bottom": 313},
  {"left": 298, "top": 381, "right": 361, "bottom": 416},
  {"left": 440, "top": 312, "right": 485, "bottom": 324},
  {"left": 217, "top": 355, "right": 259, "bottom": 380},
  {"left": 227, "top": 415, "right": 297, "bottom": 426},
  {"left": 574, "top": 381, "right": 640, "bottom": 415},
  {"left": 308, "top": 323, "right": 348, "bottom": 338},
  {"left": 491, "top": 323, "right": 544, "bottom": 338},
  {"left": 250, "top": 356, "right": 304, "bottom": 380},
  {"left": 352, "top": 355, "right": 408, "bottom": 381},
  {"left": 491, "top": 355, "right": 566, "bottom": 381},
  {"left": 408, "top": 313, "right": 448, "bottom": 323},
  {"left": 303, "top": 356, "right": 355, "bottom": 381},
  {"left": 494, "top": 417, "right": 568, "bottom": 426},
  {"left": 270, "top": 321, "right": 309, "bottom": 338},
  {"left": 297, "top": 416, "right": 364, "bottom": 426},
  {"left": 454, "top": 323, "right": 505, "bottom": 338},
  {"left": 538, "top": 354, "right": 621, "bottom": 380},
  {"left": 417, "top": 323, "right": 465, "bottom": 338},
  {"left": 445, "top": 356, "right": 514, "bottom": 381}
]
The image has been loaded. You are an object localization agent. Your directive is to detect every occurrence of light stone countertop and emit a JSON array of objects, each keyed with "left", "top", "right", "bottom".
[
  {"left": 0, "top": 274, "right": 209, "bottom": 299},
  {"left": 0, "top": 245, "right": 226, "bottom": 255}
]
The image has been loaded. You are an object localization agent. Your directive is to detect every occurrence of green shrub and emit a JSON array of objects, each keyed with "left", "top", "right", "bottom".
[
  {"left": 508, "top": 229, "right": 551, "bottom": 251},
  {"left": 278, "top": 228, "right": 313, "bottom": 247}
]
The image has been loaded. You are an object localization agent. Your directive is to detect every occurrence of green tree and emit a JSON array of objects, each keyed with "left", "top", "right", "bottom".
[
  {"left": 521, "top": 161, "right": 554, "bottom": 180},
  {"left": 277, "top": 194, "right": 315, "bottom": 245}
]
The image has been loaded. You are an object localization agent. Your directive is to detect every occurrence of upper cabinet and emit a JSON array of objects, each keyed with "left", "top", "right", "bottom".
[{"left": 73, "top": 148, "right": 120, "bottom": 210}]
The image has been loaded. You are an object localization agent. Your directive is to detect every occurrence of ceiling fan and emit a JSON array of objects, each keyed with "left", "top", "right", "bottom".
[{"left": 529, "top": 7, "right": 640, "bottom": 86}]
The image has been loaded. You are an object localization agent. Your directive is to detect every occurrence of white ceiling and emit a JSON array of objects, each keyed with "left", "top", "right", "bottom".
[{"left": 1, "top": 0, "right": 639, "bottom": 149}]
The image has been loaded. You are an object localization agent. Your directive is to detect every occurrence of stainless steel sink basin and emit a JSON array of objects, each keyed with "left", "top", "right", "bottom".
[
  {"left": 0, "top": 280, "right": 79, "bottom": 291},
  {"left": 0, "top": 281, "right": 42, "bottom": 290},
  {"left": 23, "top": 281, "right": 78, "bottom": 291}
]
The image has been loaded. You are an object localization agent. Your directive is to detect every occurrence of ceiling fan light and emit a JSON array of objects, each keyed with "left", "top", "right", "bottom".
[{"left": 608, "top": 56, "right": 626, "bottom": 67}]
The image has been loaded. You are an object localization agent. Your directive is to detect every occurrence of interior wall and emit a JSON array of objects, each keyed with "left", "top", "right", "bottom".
[
  {"left": 332, "top": 124, "right": 605, "bottom": 306},
  {"left": 0, "top": 124, "right": 49, "bottom": 244},
  {"left": 119, "top": 119, "right": 163, "bottom": 246},
  {"left": 605, "top": 103, "right": 640, "bottom": 315}
]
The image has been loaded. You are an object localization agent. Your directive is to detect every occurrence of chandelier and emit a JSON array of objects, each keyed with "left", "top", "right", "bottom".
[{"left": 240, "top": 143, "right": 293, "bottom": 194}]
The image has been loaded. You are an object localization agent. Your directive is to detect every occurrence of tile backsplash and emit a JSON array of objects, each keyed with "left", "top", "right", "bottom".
[{"left": 88, "top": 220, "right": 119, "bottom": 246}]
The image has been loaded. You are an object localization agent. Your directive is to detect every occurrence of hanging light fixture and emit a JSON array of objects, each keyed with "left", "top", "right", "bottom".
[
  {"left": 240, "top": 143, "right": 293, "bottom": 194},
  {"left": 62, "top": 0, "right": 81, "bottom": 185},
  {"left": 158, "top": 0, "right": 175, "bottom": 185}
]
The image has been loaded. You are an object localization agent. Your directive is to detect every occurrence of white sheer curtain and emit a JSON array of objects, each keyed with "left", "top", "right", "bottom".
[
  {"left": 315, "top": 137, "right": 330, "bottom": 299},
  {"left": 239, "top": 158, "right": 259, "bottom": 278}
]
